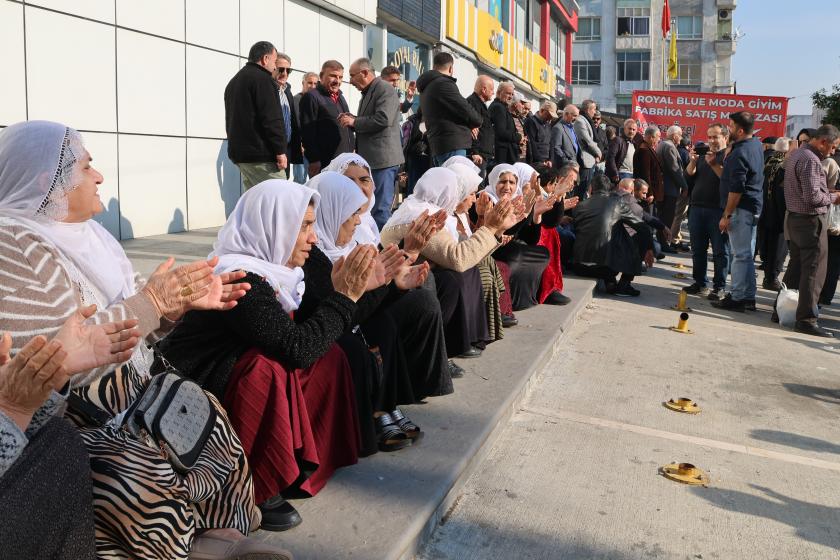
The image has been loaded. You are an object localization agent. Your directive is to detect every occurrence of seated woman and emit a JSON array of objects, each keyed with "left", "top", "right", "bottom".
[
  {"left": 325, "top": 153, "right": 455, "bottom": 389},
  {"left": 159, "top": 181, "right": 374, "bottom": 532},
  {"left": 0, "top": 120, "right": 287, "bottom": 560},
  {"left": 301, "top": 171, "right": 436, "bottom": 452},
  {"left": 381, "top": 167, "right": 517, "bottom": 360}
]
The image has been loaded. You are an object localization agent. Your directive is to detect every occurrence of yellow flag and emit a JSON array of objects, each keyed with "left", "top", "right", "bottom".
[{"left": 668, "top": 29, "right": 678, "bottom": 80}]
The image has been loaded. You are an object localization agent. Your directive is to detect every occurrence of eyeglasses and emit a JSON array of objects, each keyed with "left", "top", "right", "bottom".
[{"left": 276, "top": 67, "right": 291, "bottom": 75}]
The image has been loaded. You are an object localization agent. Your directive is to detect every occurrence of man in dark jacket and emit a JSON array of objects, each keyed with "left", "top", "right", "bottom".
[
  {"left": 606, "top": 119, "right": 637, "bottom": 183},
  {"left": 416, "top": 52, "right": 482, "bottom": 166},
  {"left": 224, "top": 40, "right": 288, "bottom": 189},
  {"left": 466, "top": 75, "right": 495, "bottom": 176},
  {"left": 489, "top": 82, "right": 521, "bottom": 165},
  {"left": 292, "top": 72, "right": 319, "bottom": 184},
  {"left": 525, "top": 101, "right": 558, "bottom": 167},
  {"left": 299, "top": 60, "right": 355, "bottom": 175},
  {"left": 274, "top": 53, "right": 303, "bottom": 177},
  {"left": 341, "top": 58, "right": 404, "bottom": 228},
  {"left": 573, "top": 174, "right": 654, "bottom": 296}
]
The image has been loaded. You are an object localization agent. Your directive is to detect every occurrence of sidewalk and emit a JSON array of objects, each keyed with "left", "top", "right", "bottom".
[{"left": 123, "top": 230, "right": 597, "bottom": 560}]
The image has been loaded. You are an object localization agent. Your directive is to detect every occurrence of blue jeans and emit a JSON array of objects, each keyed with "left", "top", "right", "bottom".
[
  {"left": 370, "top": 166, "right": 399, "bottom": 230},
  {"left": 688, "top": 206, "right": 730, "bottom": 290},
  {"left": 292, "top": 155, "right": 309, "bottom": 184},
  {"left": 433, "top": 149, "right": 466, "bottom": 167},
  {"left": 619, "top": 172, "right": 634, "bottom": 180},
  {"left": 728, "top": 208, "right": 758, "bottom": 300}
]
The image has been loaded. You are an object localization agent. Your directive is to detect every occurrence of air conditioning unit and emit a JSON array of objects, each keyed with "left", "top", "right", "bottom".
[{"left": 718, "top": 9, "right": 732, "bottom": 21}]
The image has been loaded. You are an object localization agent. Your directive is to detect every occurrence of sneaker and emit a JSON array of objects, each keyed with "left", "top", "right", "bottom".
[
  {"left": 684, "top": 283, "right": 709, "bottom": 296},
  {"left": 448, "top": 359, "right": 465, "bottom": 378},
  {"left": 711, "top": 293, "right": 745, "bottom": 311},
  {"left": 613, "top": 283, "right": 641, "bottom": 297},
  {"left": 743, "top": 299, "right": 756, "bottom": 311},
  {"left": 708, "top": 288, "right": 722, "bottom": 301}
]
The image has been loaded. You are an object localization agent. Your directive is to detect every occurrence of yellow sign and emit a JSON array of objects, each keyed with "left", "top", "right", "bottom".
[{"left": 446, "top": 0, "right": 555, "bottom": 95}]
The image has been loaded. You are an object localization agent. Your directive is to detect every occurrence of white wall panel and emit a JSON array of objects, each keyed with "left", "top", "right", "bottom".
[
  {"left": 85, "top": 133, "right": 121, "bottom": 238},
  {"left": 117, "top": 29, "right": 185, "bottom": 136},
  {"left": 186, "top": 139, "right": 240, "bottom": 229},
  {"left": 26, "top": 9, "right": 117, "bottom": 131},
  {"left": 116, "top": 0, "right": 185, "bottom": 41},
  {"left": 118, "top": 135, "right": 187, "bottom": 237},
  {"left": 240, "top": 0, "right": 285, "bottom": 56},
  {"left": 319, "top": 11, "right": 351, "bottom": 72},
  {"left": 0, "top": 2, "right": 26, "bottom": 126},
  {"left": 186, "top": 47, "right": 238, "bottom": 138},
  {"left": 285, "top": 1, "right": 321, "bottom": 74},
  {"left": 453, "top": 58, "right": 478, "bottom": 98},
  {"left": 27, "top": 0, "right": 114, "bottom": 23},
  {"left": 186, "top": 0, "right": 239, "bottom": 54}
]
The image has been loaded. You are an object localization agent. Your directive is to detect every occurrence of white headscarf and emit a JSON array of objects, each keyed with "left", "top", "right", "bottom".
[
  {"left": 323, "top": 153, "right": 380, "bottom": 246},
  {"left": 311, "top": 172, "right": 369, "bottom": 264},
  {"left": 441, "top": 155, "right": 480, "bottom": 174},
  {"left": 0, "top": 120, "right": 136, "bottom": 307},
  {"left": 210, "top": 180, "right": 319, "bottom": 313},
  {"left": 447, "top": 163, "right": 483, "bottom": 239},
  {"left": 484, "top": 164, "right": 519, "bottom": 203},
  {"left": 513, "top": 162, "right": 537, "bottom": 193},
  {"left": 384, "top": 167, "right": 461, "bottom": 241}
]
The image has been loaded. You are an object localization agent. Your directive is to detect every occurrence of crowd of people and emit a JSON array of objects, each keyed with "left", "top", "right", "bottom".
[{"left": 1, "top": 39, "right": 839, "bottom": 560}]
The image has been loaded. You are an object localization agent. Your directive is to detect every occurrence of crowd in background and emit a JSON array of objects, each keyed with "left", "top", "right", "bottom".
[{"left": 1, "top": 39, "right": 839, "bottom": 560}]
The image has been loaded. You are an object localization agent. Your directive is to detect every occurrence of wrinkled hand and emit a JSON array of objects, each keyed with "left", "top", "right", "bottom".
[
  {"left": 485, "top": 197, "right": 514, "bottom": 234},
  {"left": 367, "top": 244, "right": 404, "bottom": 291},
  {"left": 500, "top": 234, "right": 513, "bottom": 246},
  {"left": 557, "top": 177, "right": 576, "bottom": 196},
  {"left": 276, "top": 154, "right": 288, "bottom": 171},
  {"left": 645, "top": 195, "right": 655, "bottom": 205},
  {"left": 403, "top": 211, "right": 442, "bottom": 257},
  {"left": 470, "top": 154, "right": 483, "bottom": 166},
  {"left": 644, "top": 249, "right": 655, "bottom": 268},
  {"left": 0, "top": 333, "right": 68, "bottom": 430},
  {"left": 718, "top": 216, "right": 730, "bottom": 234},
  {"left": 563, "top": 196, "right": 580, "bottom": 210},
  {"left": 54, "top": 305, "right": 141, "bottom": 375},
  {"left": 475, "top": 191, "right": 493, "bottom": 217},
  {"left": 143, "top": 257, "right": 214, "bottom": 321},
  {"left": 332, "top": 245, "right": 377, "bottom": 302},
  {"left": 394, "top": 260, "right": 430, "bottom": 290},
  {"left": 338, "top": 114, "right": 356, "bottom": 128},
  {"left": 533, "top": 193, "right": 559, "bottom": 218},
  {"left": 189, "top": 264, "right": 251, "bottom": 312}
]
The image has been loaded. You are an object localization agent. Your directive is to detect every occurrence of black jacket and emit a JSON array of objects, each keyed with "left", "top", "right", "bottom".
[
  {"left": 572, "top": 191, "right": 652, "bottom": 275},
  {"left": 488, "top": 99, "right": 521, "bottom": 165},
  {"left": 524, "top": 114, "right": 553, "bottom": 164},
  {"left": 605, "top": 135, "right": 629, "bottom": 182},
  {"left": 280, "top": 85, "right": 303, "bottom": 164},
  {"left": 416, "top": 70, "right": 482, "bottom": 157},
  {"left": 224, "top": 62, "right": 287, "bottom": 164},
  {"left": 466, "top": 92, "right": 494, "bottom": 160},
  {"left": 299, "top": 83, "right": 354, "bottom": 168},
  {"left": 592, "top": 123, "right": 609, "bottom": 157}
]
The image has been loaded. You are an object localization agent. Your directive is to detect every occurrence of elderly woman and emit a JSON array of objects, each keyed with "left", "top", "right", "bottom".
[
  {"left": 381, "top": 167, "right": 517, "bottom": 359},
  {"left": 0, "top": 121, "right": 288, "bottom": 560},
  {"left": 760, "top": 137, "right": 792, "bottom": 291},
  {"left": 159, "top": 181, "right": 374, "bottom": 532}
]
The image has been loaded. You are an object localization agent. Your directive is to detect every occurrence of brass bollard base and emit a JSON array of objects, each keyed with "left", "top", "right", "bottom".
[
  {"left": 663, "top": 398, "right": 701, "bottom": 414},
  {"left": 660, "top": 463, "right": 710, "bottom": 486}
]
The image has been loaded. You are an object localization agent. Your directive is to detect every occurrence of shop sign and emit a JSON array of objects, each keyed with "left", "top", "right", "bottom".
[{"left": 489, "top": 30, "right": 504, "bottom": 54}]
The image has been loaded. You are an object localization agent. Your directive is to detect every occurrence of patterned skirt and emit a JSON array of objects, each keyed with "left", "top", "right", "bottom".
[
  {"left": 68, "top": 366, "right": 258, "bottom": 560},
  {"left": 478, "top": 255, "right": 505, "bottom": 342}
]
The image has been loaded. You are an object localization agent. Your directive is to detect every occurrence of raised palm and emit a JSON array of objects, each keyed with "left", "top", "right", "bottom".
[{"left": 54, "top": 306, "right": 140, "bottom": 374}]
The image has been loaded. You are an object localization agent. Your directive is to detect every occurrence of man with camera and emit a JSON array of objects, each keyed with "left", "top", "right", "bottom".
[{"left": 684, "top": 123, "right": 731, "bottom": 300}]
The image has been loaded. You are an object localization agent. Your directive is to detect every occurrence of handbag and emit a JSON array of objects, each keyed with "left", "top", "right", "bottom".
[{"left": 69, "top": 353, "right": 216, "bottom": 474}]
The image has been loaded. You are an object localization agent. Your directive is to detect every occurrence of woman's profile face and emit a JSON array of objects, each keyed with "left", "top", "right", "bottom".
[
  {"left": 286, "top": 204, "right": 317, "bottom": 268},
  {"left": 455, "top": 192, "right": 476, "bottom": 215},
  {"left": 63, "top": 151, "right": 104, "bottom": 223},
  {"left": 343, "top": 164, "right": 374, "bottom": 212},
  {"left": 335, "top": 209, "right": 362, "bottom": 247},
  {"left": 798, "top": 133, "right": 810, "bottom": 144},
  {"left": 495, "top": 172, "right": 517, "bottom": 199}
]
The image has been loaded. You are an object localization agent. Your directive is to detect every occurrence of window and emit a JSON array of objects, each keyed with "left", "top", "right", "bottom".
[
  {"left": 576, "top": 17, "right": 601, "bottom": 41},
  {"left": 616, "top": 51, "right": 651, "bottom": 81},
  {"left": 550, "top": 18, "right": 565, "bottom": 69},
  {"left": 572, "top": 61, "right": 601, "bottom": 85},
  {"left": 529, "top": 0, "right": 541, "bottom": 46},
  {"left": 617, "top": 104, "right": 633, "bottom": 116},
  {"left": 515, "top": 0, "right": 527, "bottom": 44},
  {"left": 617, "top": 7, "right": 650, "bottom": 36},
  {"left": 676, "top": 16, "right": 702, "bottom": 39},
  {"left": 671, "top": 61, "right": 701, "bottom": 86}
]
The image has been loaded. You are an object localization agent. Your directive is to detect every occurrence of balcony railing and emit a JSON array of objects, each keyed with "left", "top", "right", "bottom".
[
  {"left": 615, "top": 80, "right": 650, "bottom": 94},
  {"left": 715, "top": 35, "right": 737, "bottom": 56}
]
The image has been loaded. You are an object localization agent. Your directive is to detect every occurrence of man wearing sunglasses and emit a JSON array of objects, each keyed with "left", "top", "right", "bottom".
[{"left": 274, "top": 54, "right": 303, "bottom": 183}]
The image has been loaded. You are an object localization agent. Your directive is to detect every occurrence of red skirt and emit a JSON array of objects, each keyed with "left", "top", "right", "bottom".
[
  {"left": 224, "top": 345, "right": 361, "bottom": 504},
  {"left": 537, "top": 226, "right": 564, "bottom": 303},
  {"left": 496, "top": 260, "right": 514, "bottom": 316}
]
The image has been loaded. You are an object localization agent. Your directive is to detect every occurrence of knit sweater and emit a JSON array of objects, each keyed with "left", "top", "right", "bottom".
[
  {"left": 379, "top": 224, "right": 500, "bottom": 273},
  {"left": 0, "top": 218, "right": 166, "bottom": 477}
]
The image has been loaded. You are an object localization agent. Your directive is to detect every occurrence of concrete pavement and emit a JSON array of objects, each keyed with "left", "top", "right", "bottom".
[{"left": 418, "top": 250, "right": 840, "bottom": 559}]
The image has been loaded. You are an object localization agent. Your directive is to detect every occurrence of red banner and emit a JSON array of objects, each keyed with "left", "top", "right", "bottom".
[{"left": 631, "top": 90, "right": 788, "bottom": 140}]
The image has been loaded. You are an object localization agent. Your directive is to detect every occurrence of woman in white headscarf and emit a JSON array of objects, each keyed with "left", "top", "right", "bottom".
[
  {"left": 323, "top": 153, "right": 381, "bottom": 246},
  {"left": 159, "top": 180, "right": 376, "bottom": 532},
  {"left": 381, "top": 167, "right": 517, "bottom": 360},
  {"left": 0, "top": 121, "right": 291, "bottom": 560}
]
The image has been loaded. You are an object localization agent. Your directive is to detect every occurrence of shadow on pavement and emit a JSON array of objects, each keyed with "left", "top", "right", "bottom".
[
  {"left": 783, "top": 383, "right": 840, "bottom": 405},
  {"left": 749, "top": 429, "right": 840, "bottom": 455}
]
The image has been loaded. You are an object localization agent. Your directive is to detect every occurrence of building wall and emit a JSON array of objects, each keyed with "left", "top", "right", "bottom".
[{"left": 0, "top": 0, "right": 375, "bottom": 239}]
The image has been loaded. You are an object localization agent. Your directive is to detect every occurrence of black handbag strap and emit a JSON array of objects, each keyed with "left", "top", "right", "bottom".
[{"left": 67, "top": 392, "right": 112, "bottom": 427}]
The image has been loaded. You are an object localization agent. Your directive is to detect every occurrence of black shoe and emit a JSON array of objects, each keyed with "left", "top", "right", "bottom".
[
  {"left": 259, "top": 495, "right": 302, "bottom": 532},
  {"left": 613, "top": 283, "right": 641, "bottom": 297},
  {"left": 708, "top": 288, "right": 722, "bottom": 301},
  {"left": 794, "top": 321, "right": 834, "bottom": 338},
  {"left": 662, "top": 245, "right": 678, "bottom": 254},
  {"left": 711, "top": 293, "right": 745, "bottom": 311},
  {"left": 501, "top": 314, "right": 518, "bottom": 328},
  {"left": 656, "top": 253, "right": 666, "bottom": 261},
  {"left": 763, "top": 278, "right": 782, "bottom": 291},
  {"left": 457, "top": 347, "right": 482, "bottom": 359},
  {"left": 544, "top": 291, "right": 571, "bottom": 305},
  {"left": 819, "top": 299, "right": 833, "bottom": 307},
  {"left": 744, "top": 299, "right": 756, "bottom": 311},
  {"left": 683, "top": 283, "right": 708, "bottom": 296},
  {"left": 448, "top": 359, "right": 465, "bottom": 378},
  {"left": 771, "top": 310, "right": 779, "bottom": 323}
]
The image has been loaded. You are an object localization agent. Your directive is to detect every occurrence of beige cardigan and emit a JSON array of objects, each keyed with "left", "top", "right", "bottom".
[{"left": 380, "top": 223, "right": 500, "bottom": 273}]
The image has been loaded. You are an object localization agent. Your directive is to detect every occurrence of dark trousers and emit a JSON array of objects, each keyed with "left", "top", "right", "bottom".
[
  {"left": 655, "top": 195, "right": 678, "bottom": 246},
  {"left": 761, "top": 229, "right": 788, "bottom": 282},
  {"left": 688, "top": 206, "right": 730, "bottom": 290},
  {"left": 575, "top": 167, "right": 594, "bottom": 200},
  {"left": 574, "top": 263, "right": 634, "bottom": 288},
  {"left": 782, "top": 212, "right": 828, "bottom": 323},
  {"left": 820, "top": 234, "right": 840, "bottom": 304}
]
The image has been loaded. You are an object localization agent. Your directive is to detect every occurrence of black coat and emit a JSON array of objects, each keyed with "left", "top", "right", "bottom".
[
  {"left": 224, "top": 62, "right": 287, "bottom": 164},
  {"left": 299, "top": 83, "right": 355, "bottom": 168},
  {"left": 605, "top": 136, "right": 629, "bottom": 182},
  {"left": 281, "top": 85, "right": 303, "bottom": 164},
  {"left": 416, "top": 70, "right": 482, "bottom": 157},
  {"left": 572, "top": 191, "right": 652, "bottom": 275},
  {"left": 524, "top": 114, "right": 552, "bottom": 164},
  {"left": 488, "top": 99, "right": 521, "bottom": 165},
  {"left": 157, "top": 273, "right": 356, "bottom": 400},
  {"left": 466, "top": 92, "right": 494, "bottom": 161}
]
